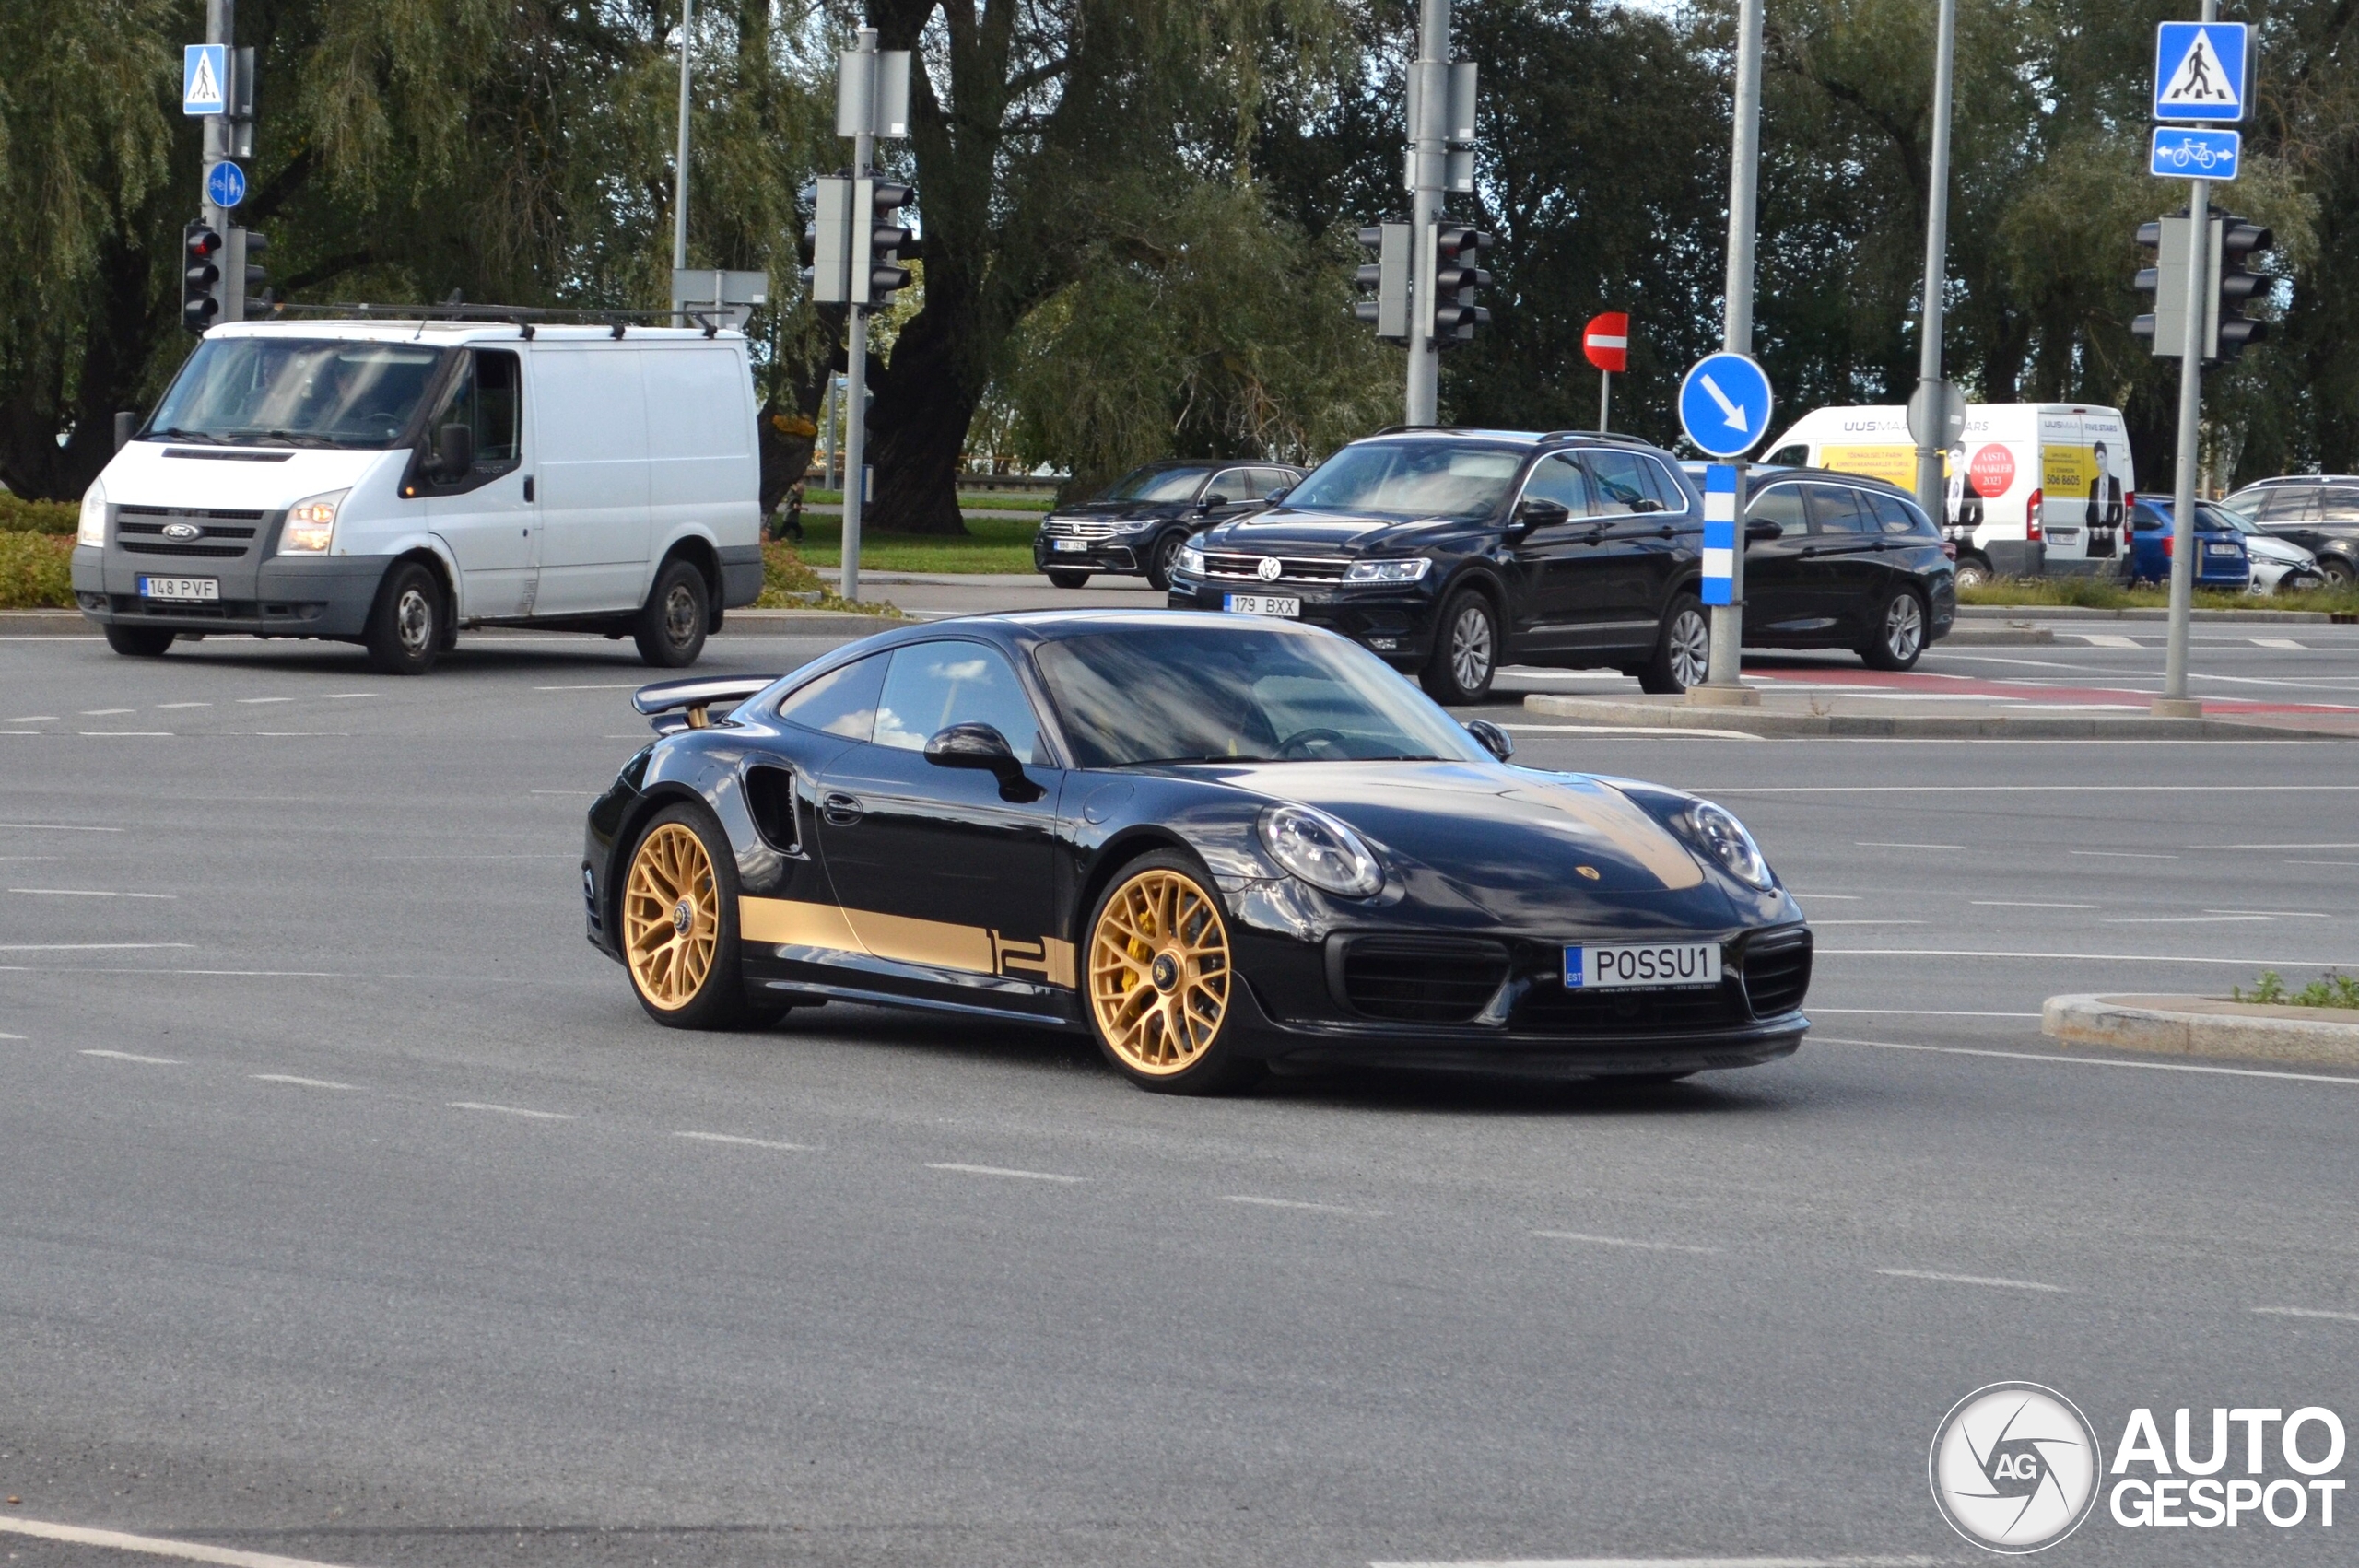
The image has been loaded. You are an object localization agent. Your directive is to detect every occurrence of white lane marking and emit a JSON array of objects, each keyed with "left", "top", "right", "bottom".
[
  {"left": 2104, "top": 914, "right": 2273, "bottom": 924},
  {"left": 252, "top": 1073, "right": 358, "bottom": 1090},
  {"left": 0, "top": 942, "right": 195, "bottom": 951},
  {"left": 9, "top": 887, "right": 175, "bottom": 899},
  {"left": 1224, "top": 1195, "right": 1379, "bottom": 1215},
  {"left": 78, "top": 708, "right": 135, "bottom": 715},
  {"left": 235, "top": 696, "right": 295, "bottom": 704},
  {"left": 450, "top": 1101, "right": 575, "bottom": 1120},
  {"left": 2201, "top": 841, "right": 2359, "bottom": 849},
  {"left": 1973, "top": 900, "right": 2100, "bottom": 909},
  {"left": 534, "top": 683, "right": 640, "bottom": 691},
  {"left": 0, "top": 822, "right": 124, "bottom": 831},
  {"left": 1876, "top": 1268, "right": 2069, "bottom": 1293},
  {"left": 2286, "top": 859, "right": 2359, "bottom": 867},
  {"left": 1533, "top": 1230, "right": 1720, "bottom": 1255},
  {"left": 675, "top": 1130, "right": 811, "bottom": 1151},
  {"left": 0, "top": 1031, "right": 23, "bottom": 1038},
  {"left": 2207, "top": 908, "right": 2333, "bottom": 918},
  {"left": 1818, "top": 948, "right": 2359, "bottom": 965},
  {"left": 78, "top": 731, "right": 173, "bottom": 737},
  {"left": 2253, "top": 638, "right": 2307, "bottom": 649},
  {"left": 154, "top": 701, "right": 211, "bottom": 708},
  {"left": 1816, "top": 1036, "right": 2359, "bottom": 1086},
  {"left": 2254, "top": 1306, "right": 2359, "bottom": 1324},
  {"left": 246, "top": 731, "right": 351, "bottom": 738},
  {"left": 4, "top": 715, "right": 59, "bottom": 721},
  {"left": 1853, "top": 841, "right": 1966, "bottom": 850},
  {"left": 0, "top": 1515, "right": 376, "bottom": 1568},
  {"left": 926, "top": 1162, "right": 1085, "bottom": 1183},
  {"left": 1786, "top": 892, "right": 1860, "bottom": 899},
  {"left": 1370, "top": 1558, "right": 1945, "bottom": 1568},
  {"left": 1502, "top": 723, "right": 1766, "bottom": 741},
  {"left": 1807, "top": 1008, "right": 2043, "bottom": 1018},
  {"left": 81, "top": 1049, "right": 181, "bottom": 1065},
  {"left": 530, "top": 789, "right": 600, "bottom": 796},
  {"left": 1806, "top": 919, "right": 1926, "bottom": 927},
  {"left": 321, "top": 692, "right": 377, "bottom": 699},
  {"left": 2071, "top": 849, "right": 2177, "bottom": 860}
]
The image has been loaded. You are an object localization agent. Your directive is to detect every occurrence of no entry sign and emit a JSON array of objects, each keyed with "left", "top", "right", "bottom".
[{"left": 1583, "top": 313, "right": 1629, "bottom": 373}]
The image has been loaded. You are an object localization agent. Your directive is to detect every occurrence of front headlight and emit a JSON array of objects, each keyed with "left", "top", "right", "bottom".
[
  {"left": 279, "top": 489, "right": 349, "bottom": 554},
  {"left": 1343, "top": 557, "right": 1433, "bottom": 583},
  {"left": 1682, "top": 800, "right": 1774, "bottom": 889},
  {"left": 1258, "top": 803, "right": 1383, "bottom": 897},
  {"left": 77, "top": 479, "right": 107, "bottom": 547},
  {"left": 1177, "top": 545, "right": 1206, "bottom": 577}
]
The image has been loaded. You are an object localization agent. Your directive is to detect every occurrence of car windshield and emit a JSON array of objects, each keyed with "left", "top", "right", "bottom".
[
  {"left": 145, "top": 337, "right": 448, "bottom": 448},
  {"left": 1032, "top": 625, "right": 1490, "bottom": 767},
  {"left": 1282, "top": 439, "right": 1525, "bottom": 520},
  {"left": 1102, "top": 466, "right": 1215, "bottom": 502}
]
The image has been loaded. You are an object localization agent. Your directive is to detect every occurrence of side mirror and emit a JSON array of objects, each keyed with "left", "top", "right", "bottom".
[
  {"left": 1463, "top": 718, "right": 1515, "bottom": 761},
  {"left": 1508, "top": 497, "right": 1570, "bottom": 536},
  {"left": 1265, "top": 487, "right": 1289, "bottom": 505},
  {"left": 1202, "top": 493, "right": 1231, "bottom": 509},
  {"left": 434, "top": 422, "right": 475, "bottom": 478},
  {"left": 1744, "top": 519, "right": 1783, "bottom": 544},
  {"left": 924, "top": 722, "right": 1042, "bottom": 800},
  {"left": 113, "top": 412, "right": 137, "bottom": 452}
]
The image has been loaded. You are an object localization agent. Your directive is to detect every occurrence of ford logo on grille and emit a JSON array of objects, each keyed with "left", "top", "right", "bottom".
[
  {"left": 161, "top": 521, "right": 202, "bottom": 541},
  {"left": 1256, "top": 556, "right": 1283, "bottom": 582}
]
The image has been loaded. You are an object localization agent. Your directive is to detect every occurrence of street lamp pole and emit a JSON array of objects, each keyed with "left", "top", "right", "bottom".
[
  {"left": 1403, "top": 0, "right": 1450, "bottom": 427},
  {"left": 1697, "top": 0, "right": 1765, "bottom": 701},
  {"left": 2156, "top": 0, "right": 2218, "bottom": 717},
  {"left": 672, "top": 0, "right": 694, "bottom": 285},
  {"left": 1911, "top": 0, "right": 1959, "bottom": 520}
]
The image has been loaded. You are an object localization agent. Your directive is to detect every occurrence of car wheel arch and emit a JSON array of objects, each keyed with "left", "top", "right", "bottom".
[
  {"left": 1071, "top": 826, "right": 1206, "bottom": 952},
  {"left": 657, "top": 533, "right": 722, "bottom": 603},
  {"left": 1440, "top": 565, "right": 1512, "bottom": 638},
  {"left": 606, "top": 781, "right": 718, "bottom": 938}
]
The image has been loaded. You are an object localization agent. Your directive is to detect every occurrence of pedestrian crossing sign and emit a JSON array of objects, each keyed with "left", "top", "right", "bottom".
[
  {"left": 182, "top": 44, "right": 227, "bottom": 116},
  {"left": 2154, "top": 22, "right": 2248, "bottom": 123}
]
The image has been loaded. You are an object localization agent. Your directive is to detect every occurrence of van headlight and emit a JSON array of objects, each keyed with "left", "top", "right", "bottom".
[
  {"left": 77, "top": 479, "right": 107, "bottom": 547},
  {"left": 279, "top": 489, "right": 348, "bottom": 554},
  {"left": 1343, "top": 557, "right": 1432, "bottom": 583},
  {"left": 1680, "top": 800, "right": 1774, "bottom": 889},
  {"left": 1258, "top": 803, "right": 1383, "bottom": 897}
]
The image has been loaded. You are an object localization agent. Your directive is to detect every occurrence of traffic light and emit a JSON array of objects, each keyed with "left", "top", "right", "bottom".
[
  {"left": 1430, "top": 224, "right": 1492, "bottom": 343},
  {"left": 1352, "top": 222, "right": 1409, "bottom": 342},
  {"left": 2130, "top": 214, "right": 2197, "bottom": 358},
  {"left": 854, "top": 179, "right": 912, "bottom": 309},
  {"left": 803, "top": 175, "right": 852, "bottom": 306},
  {"left": 182, "top": 222, "right": 225, "bottom": 334},
  {"left": 2212, "top": 216, "right": 2273, "bottom": 363},
  {"left": 231, "top": 227, "right": 268, "bottom": 313}
]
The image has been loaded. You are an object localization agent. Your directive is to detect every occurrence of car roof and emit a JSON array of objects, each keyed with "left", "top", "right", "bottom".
[
  {"left": 2236, "top": 474, "right": 2359, "bottom": 490},
  {"left": 1680, "top": 462, "right": 1921, "bottom": 501}
]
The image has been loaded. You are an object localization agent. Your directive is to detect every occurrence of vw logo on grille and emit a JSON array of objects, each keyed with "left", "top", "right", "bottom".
[
  {"left": 1256, "top": 556, "right": 1283, "bottom": 582},
  {"left": 161, "top": 521, "right": 202, "bottom": 541}
]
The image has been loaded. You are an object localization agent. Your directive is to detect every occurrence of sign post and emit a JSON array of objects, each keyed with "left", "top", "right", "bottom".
[
  {"left": 1910, "top": 0, "right": 1959, "bottom": 524},
  {"left": 1583, "top": 312, "right": 1627, "bottom": 430},
  {"left": 1678, "top": 351, "right": 1774, "bottom": 704},
  {"left": 829, "top": 30, "right": 911, "bottom": 603}
]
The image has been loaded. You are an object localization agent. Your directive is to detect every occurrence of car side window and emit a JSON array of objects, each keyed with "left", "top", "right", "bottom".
[
  {"left": 1637, "top": 456, "right": 1690, "bottom": 514},
  {"left": 2130, "top": 506, "right": 2165, "bottom": 533},
  {"left": 1867, "top": 492, "right": 1920, "bottom": 534},
  {"left": 2258, "top": 490, "right": 2317, "bottom": 523},
  {"left": 1746, "top": 483, "right": 1809, "bottom": 538},
  {"left": 1253, "top": 468, "right": 1294, "bottom": 497},
  {"left": 776, "top": 652, "right": 888, "bottom": 741},
  {"left": 1207, "top": 468, "right": 1253, "bottom": 506},
  {"left": 1805, "top": 484, "right": 1874, "bottom": 533},
  {"left": 1765, "top": 445, "right": 1809, "bottom": 467},
  {"left": 1579, "top": 451, "right": 1658, "bottom": 517},
  {"left": 873, "top": 640, "right": 1045, "bottom": 764},
  {"left": 1520, "top": 453, "right": 1589, "bottom": 516},
  {"left": 2318, "top": 488, "right": 2359, "bottom": 522}
]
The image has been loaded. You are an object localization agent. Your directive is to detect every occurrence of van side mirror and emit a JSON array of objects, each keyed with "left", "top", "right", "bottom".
[
  {"left": 434, "top": 423, "right": 475, "bottom": 478},
  {"left": 924, "top": 722, "right": 1042, "bottom": 801},
  {"left": 113, "top": 412, "right": 137, "bottom": 452}
]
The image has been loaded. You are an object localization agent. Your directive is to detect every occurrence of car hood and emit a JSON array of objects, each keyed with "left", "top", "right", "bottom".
[
  {"left": 2244, "top": 534, "right": 2313, "bottom": 564},
  {"left": 1198, "top": 509, "right": 1472, "bottom": 556},
  {"left": 1171, "top": 759, "right": 1751, "bottom": 931}
]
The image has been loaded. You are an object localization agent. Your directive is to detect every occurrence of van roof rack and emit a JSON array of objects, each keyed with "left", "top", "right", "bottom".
[{"left": 261, "top": 301, "right": 737, "bottom": 339}]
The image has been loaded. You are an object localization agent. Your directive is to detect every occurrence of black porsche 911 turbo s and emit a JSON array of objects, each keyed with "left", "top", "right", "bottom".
[{"left": 582, "top": 612, "right": 1812, "bottom": 1093}]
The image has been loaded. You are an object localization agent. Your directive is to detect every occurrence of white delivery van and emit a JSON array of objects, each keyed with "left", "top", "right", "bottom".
[
  {"left": 1762, "top": 404, "right": 2133, "bottom": 585},
  {"left": 72, "top": 317, "right": 766, "bottom": 673}
]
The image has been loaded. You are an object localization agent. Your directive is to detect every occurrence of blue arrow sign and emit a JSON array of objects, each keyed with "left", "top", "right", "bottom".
[
  {"left": 2154, "top": 22, "right": 2248, "bottom": 123},
  {"left": 205, "top": 160, "right": 247, "bottom": 209},
  {"left": 2150, "top": 126, "right": 2240, "bottom": 181},
  {"left": 183, "top": 44, "right": 228, "bottom": 116},
  {"left": 1678, "top": 352, "right": 1774, "bottom": 459}
]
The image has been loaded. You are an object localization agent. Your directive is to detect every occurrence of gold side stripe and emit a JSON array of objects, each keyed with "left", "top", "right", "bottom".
[{"left": 738, "top": 896, "right": 1074, "bottom": 988}]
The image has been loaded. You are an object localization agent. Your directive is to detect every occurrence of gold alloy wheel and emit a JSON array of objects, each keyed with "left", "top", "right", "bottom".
[
  {"left": 622, "top": 822, "right": 721, "bottom": 1011},
  {"left": 1088, "top": 867, "right": 1232, "bottom": 1075}
]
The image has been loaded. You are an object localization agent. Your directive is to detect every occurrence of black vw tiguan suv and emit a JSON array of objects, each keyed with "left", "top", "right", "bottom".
[{"left": 1167, "top": 428, "right": 1713, "bottom": 704}]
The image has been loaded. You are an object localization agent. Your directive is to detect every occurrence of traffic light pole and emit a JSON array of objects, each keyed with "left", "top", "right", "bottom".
[
  {"left": 672, "top": 0, "right": 693, "bottom": 279},
  {"left": 202, "top": 0, "right": 239, "bottom": 323},
  {"left": 839, "top": 28, "right": 877, "bottom": 604},
  {"left": 1403, "top": 0, "right": 1449, "bottom": 426},
  {"left": 2156, "top": 0, "right": 2217, "bottom": 718},
  {"left": 1910, "top": 0, "right": 1958, "bottom": 519},
  {"left": 1696, "top": 0, "right": 1764, "bottom": 704}
]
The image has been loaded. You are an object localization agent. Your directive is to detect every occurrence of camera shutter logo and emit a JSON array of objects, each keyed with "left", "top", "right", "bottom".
[{"left": 1929, "top": 1382, "right": 2103, "bottom": 1553}]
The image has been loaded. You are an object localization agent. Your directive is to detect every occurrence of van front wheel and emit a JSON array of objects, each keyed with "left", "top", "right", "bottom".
[
  {"left": 363, "top": 561, "right": 442, "bottom": 675},
  {"left": 103, "top": 626, "right": 176, "bottom": 658},
  {"left": 635, "top": 559, "right": 710, "bottom": 668}
]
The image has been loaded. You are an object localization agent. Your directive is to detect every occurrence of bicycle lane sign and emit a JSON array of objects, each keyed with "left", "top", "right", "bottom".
[{"left": 2149, "top": 126, "right": 2240, "bottom": 181}]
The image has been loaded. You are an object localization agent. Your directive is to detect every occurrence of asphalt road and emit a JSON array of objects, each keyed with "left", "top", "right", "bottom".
[{"left": 4, "top": 622, "right": 2357, "bottom": 1568}]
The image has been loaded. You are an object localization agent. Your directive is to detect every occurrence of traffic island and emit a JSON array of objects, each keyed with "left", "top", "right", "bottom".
[
  {"left": 1520, "top": 689, "right": 2347, "bottom": 738},
  {"left": 2043, "top": 994, "right": 2359, "bottom": 1069}
]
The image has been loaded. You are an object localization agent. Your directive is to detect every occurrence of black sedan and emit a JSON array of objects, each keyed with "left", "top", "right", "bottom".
[
  {"left": 582, "top": 613, "right": 1812, "bottom": 1094},
  {"left": 1035, "top": 459, "right": 1305, "bottom": 591}
]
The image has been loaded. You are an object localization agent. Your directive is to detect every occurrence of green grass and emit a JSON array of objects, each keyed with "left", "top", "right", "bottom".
[
  {"left": 2233, "top": 970, "right": 2359, "bottom": 1009},
  {"left": 785, "top": 515, "right": 1039, "bottom": 574},
  {"left": 753, "top": 541, "right": 899, "bottom": 615},
  {"left": 802, "top": 489, "right": 1054, "bottom": 513},
  {"left": 1959, "top": 577, "right": 2359, "bottom": 616}
]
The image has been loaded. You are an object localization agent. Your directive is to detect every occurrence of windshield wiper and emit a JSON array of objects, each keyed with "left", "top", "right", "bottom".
[
  {"left": 256, "top": 430, "right": 337, "bottom": 448},
  {"left": 1121, "top": 755, "right": 1276, "bottom": 766},
  {"left": 148, "top": 427, "right": 223, "bottom": 444}
]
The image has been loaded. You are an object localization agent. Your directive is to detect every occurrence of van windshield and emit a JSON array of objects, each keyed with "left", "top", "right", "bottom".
[{"left": 145, "top": 338, "right": 449, "bottom": 448}]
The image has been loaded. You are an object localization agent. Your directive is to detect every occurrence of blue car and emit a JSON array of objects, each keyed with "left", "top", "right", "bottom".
[{"left": 2125, "top": 499, "right": 2250, "bottom": 590}]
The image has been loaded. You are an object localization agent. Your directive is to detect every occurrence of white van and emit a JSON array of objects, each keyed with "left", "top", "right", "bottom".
[
  {"left": 73, "top": 318, "right": 765, "bottom": 673},
  {"left": 1763, "top": 404, "right": 2134, "bottom": 585}
]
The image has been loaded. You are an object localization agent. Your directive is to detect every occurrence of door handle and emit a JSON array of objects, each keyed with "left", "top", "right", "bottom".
[
  {"left": 522, "top": 475, "right": 534, "bottom": 501},
  {"left": 1656, "top": 524, "right": 1676, "bottom": 538},
  {"left": 820, "top": 792, "right": 863, "bottom": 826}
]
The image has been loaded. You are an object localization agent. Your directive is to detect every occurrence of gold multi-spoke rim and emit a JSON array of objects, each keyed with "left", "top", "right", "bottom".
[
  {"left": 622, "top": 822, "right": 720, "bottom": 1011},
  {"left": 1088, "top": 867, "right": 1230, "bottom": 1075}
]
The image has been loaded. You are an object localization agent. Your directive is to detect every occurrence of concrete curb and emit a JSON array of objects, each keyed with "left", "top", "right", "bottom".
[
  {"left": 1520, "top": 693, "right": 2307, "bottom": 739},
  {"left": 1939, "top": 626, "right": 2054, "bottom": 646},
  {"left": 2043, "top": 993, "right": 2359, "bottom": 1068},
  {"left": 1958, "top": 603, "right": 2350, "bottom": 624}
]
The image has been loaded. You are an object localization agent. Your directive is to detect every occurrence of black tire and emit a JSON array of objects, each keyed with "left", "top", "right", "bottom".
[
  {"left": 1860, "top": 589, "right": 1928, "bottom": 671},
  {"left": 1637, "top": 594, "right": 1709, "bottom": 694},
  {"left": 1953, "top": 555, "right": 1992, "bottom": 590},
  {"left": 1419, "top": 587, "right": 1499, "bottom": 706},
  {"left": 1080, "top": 849, "right": 1263, "bottom": 1095},
  {"left": 2321, "top": 556, "right": 2357, "bottom": 587},
  {"left": 1143, "top": 532, "right": 1186, "bottom": 591},
  {"left": 363, "top": 560, "right": 442, "bottom": 675},
  {"left": 634, "top": 557, "right": 710, "bottom": 668},
  {"left": 618, "top": 802, "right": 757, "bottom": 1029},
  {"left": 103, "top": 625, "right": 176, "bottom": 658},
  {"left": 1047, "top": 568, "right": 1092, "bottom": 589}
]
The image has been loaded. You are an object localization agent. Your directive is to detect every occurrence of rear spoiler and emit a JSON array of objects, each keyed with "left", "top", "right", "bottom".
[{"left": 632, "top": 675, "right": 775, "bottom": 734}]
